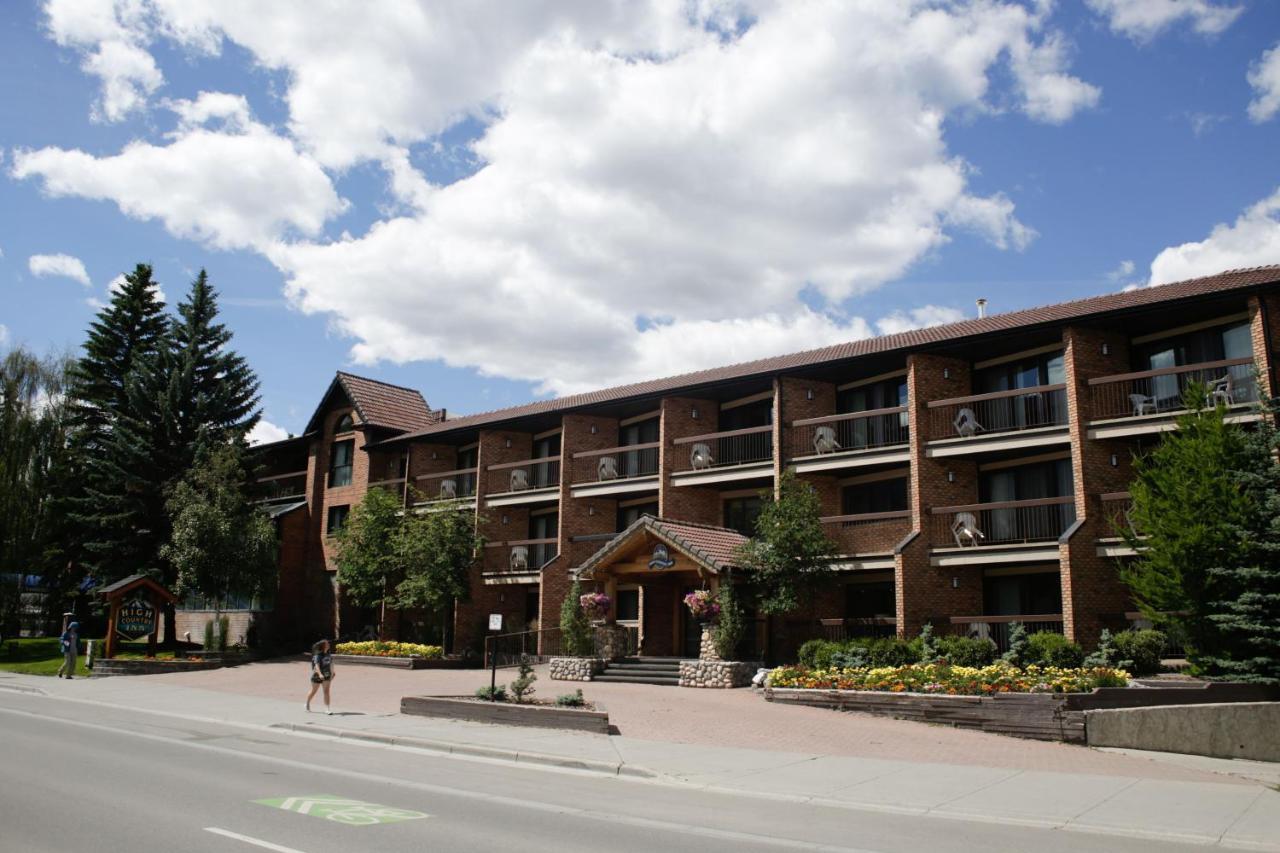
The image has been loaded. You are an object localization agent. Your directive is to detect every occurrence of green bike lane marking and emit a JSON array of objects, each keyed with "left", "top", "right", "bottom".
[{"left": 254, "top": 794, "right": 430, "bottom": 826}]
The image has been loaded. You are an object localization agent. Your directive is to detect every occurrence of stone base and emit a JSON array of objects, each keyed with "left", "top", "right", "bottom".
[
  {"left": 678, "top": 659, "right": 760, "bottom": 688},
  {"left": 549, "top": 657, "right": 605, "bottom": 681}
]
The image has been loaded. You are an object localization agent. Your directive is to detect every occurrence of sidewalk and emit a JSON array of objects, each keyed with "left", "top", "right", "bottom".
[{"left": 3, "top": 668, "right": 1278, "bottom": 851}]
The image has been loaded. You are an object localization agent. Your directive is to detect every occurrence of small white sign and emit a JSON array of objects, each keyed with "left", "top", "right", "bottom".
[{"left": 488, "top": 613, "right": 503, "bottom": 631}]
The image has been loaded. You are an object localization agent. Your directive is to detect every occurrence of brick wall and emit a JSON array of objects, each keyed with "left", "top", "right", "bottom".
[
  {"left": 779, "top": 376, "right": 836, "bottom": 462},
  {"left": 405, "top": 442, "right": 459, "bottom": 502},
  {"left": 1060, "top": 325, "right": 1137, "bottom": 646},
  {"left": 1249, "top": 294, "right": 1280, "bottom": 398},
  {"left": 272, "top": 505, "right": 310, "bottom": 646},
  {"left": 659, "top": 396, "right": 722, "bottom": 524}
]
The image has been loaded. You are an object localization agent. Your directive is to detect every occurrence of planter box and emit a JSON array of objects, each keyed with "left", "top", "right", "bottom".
[
  {"left": 92, "top": 658, "right": 228, "bottom": 677},
  {"left": 764, "top": 687, "right": 1084, "bottom": 742},
  {"left": 401, "top": 695, "right": 610, "bottom": 734},
  {"left": 301, "top": 653, "right": 466, "bottom": 670}
]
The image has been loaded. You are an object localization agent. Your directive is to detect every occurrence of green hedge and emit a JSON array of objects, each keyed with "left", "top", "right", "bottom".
[{"left": 1024, "top": 632, "right": 1085, "bottom": 668}]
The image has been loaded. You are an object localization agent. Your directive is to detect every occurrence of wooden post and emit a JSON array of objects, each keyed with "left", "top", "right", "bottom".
[
  {"left": 146, "top": 590, "right": 158, "bottom": 659},
  {"left": 105, "top": 597, "right": 118, "bottom": 660}
]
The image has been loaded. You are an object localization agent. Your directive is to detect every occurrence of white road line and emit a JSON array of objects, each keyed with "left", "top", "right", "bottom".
[{"left": 204, "top": 827, "right": 309, "bottom": 853}]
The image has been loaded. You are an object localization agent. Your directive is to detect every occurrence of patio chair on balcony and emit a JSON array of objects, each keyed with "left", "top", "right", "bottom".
[
  {"left": 966, "top": 621, "right": 992, "bottom": 642},
  {"left": 439, "top": 478, "right": 457, "bottom": 499},
  {"left": 510, "top": 468, "right": 530, "bottom": 491},
  {"left": 1129, "top": 393, "right": 1156, "bottom": 417},
  {"left": 597, "top": 455, "right": 619, "bottom": 481},
  {"left": 951, "top": 512, "right": 985, "bottom": 548},
  {"left": 1206, "top": 374, "right": 1234, "bottom": 408},
  {"left": 953, "top": 408, "right": 983, "bottom": 438},
  {"left": 510, "top": 546, "right": 529, "bottom": 571},
  {"left": 690, "top": 442, "right": 714, "bottom": 470},
  {"left": 812, "top": 425, "right": 841, "bottom": 455}
]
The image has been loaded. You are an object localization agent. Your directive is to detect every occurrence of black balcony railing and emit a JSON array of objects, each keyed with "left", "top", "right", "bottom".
[
  {"left": 1088, "top": 357, "right": 1256, "bottom": 421},
  {"left": 671, "top": 426, "right": 773, "bottom": 472},
  {"left": 486, "top": 457, "right": 561, "bottom": 494},
  {"left": 790, "top": 407, "right": 909, "bottom": 458},
  {"left": 930, "top": 496, "right": 1075, "bottom": 548},
  {"left": 413, "top": 468, "right": 478, "bottom": 502},
  {"left": 571, "top": 442, "right": 660, "bottom": 484},
  {"left": 928, "top": 385, "right": 1068, "bottom": 440}
]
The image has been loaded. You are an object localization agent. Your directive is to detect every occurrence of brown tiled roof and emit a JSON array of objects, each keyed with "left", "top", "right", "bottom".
[
  {"left": 385, "top": 264, "right": 1280, "bottom": 443},
  {"left": 337, "top": 372, "right": 442, "bottom": 433},
  {"left": 577, "top": 515, "right": 748, "bottom": 577}
]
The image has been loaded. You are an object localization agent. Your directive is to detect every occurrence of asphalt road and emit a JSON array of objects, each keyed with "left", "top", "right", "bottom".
[{"left": 0, "top": 688, "right": 1220, "bottom": 853}]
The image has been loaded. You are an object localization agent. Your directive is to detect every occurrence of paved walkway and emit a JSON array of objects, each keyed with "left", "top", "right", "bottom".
[{"left": 2, "top": 663, "right": 1278, "bottom": 851}]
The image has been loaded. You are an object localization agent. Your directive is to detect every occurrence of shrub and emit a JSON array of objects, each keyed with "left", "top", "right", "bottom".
[
  {"left": 713, "top": 580, "right": 745, "bottom": 660},
  {"left": 798, "top": 639, "right": 841, "bottom": 669},
  {"left": 1001, "top": 622, "right": 1029, "bottom": 666},
  {"left": 334, "top": 641, "right": 444, "bottom": 658},
  {"left": 1111, "top": 629, "right": 1167, "bottom": 676},
  {"left": 1024, "top": 632, "right": 1085, "bottom": 668},
  {"left": 1085, "top": 629, "right": 1131, "bottom": 670},
  {"left": 217, "top": 614, "right": 231, "bottom": 651},
  {"left": 934, "top": 635, "right": 998, "bottom": 667},
  {"left": 555, "top": 689, "right": 586, "bottom": 707},
  {"left": 509, "top": 656, "right": 537, "bottom": 703},
  {"left": 766, "top": 661, "right": 1131, "bottom": 694},
  {"left": 202, "top": 619, "right": 215, "bottom": 650},
  {"left": 918, "top": 623, "right": 939, "bottom": 662},
  {"left": 475, "top": 684, "right": 507, "bottom": 701}
]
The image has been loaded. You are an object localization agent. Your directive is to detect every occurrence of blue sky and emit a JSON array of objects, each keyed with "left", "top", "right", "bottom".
[{"left": 2, "top": 1, "right": 1279, "bottom": 441}]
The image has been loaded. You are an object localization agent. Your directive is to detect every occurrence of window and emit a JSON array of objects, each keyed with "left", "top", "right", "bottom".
[
  {"left": 719, "top": 398, "right": 773, "bottom": 430},
  {"left": 327, "top": 505, "right": 350, "bottom": 535},
  {"left": 529, "top": 511, "right": 558, "bottom": 540},
  {"left": 616, "top": 588, "right": 640, "bottom": 622},
  {"left": 984, "top": 571, "right": 1062, "bottom": 616},
  {"left": 841, "top": 478, "right": 908, "bottom": 515},
  {"left": 723, "top": 495, "right": 764, "bottom": 537},
  {"left": 979, "top": 460, "right": 1075, "bottom": 542},
  {"left": 972, "top": 352, "right": 1066, "bottom": 431},
  {"left": 532, "top": 434, "right": 560, "bottom": 458},
  {"left": 1136, "top": 321, "right": 1253, "bottom": 406},
  {"left": 619, "top": 417, "right": 660, "bottom": 477},
  {"left": 845, "top": 581, "right": 894, "bottom": 619},
  {"left": 974, "top": 351, "right": 1065, "bottom": 394},
  {"left": 618, "top": 501, "right": 658, "bottom": 531},
  {"left": 456, "top": 446, "right": 479, "bottom": 496},
  {"left": 334, "top": 412, "right": 354, "bottom": 433},
  {"left": 329, "top": 439, "right": 354, "bottom": 487},
  {"left": 837, "top": 377, "right": 908, "bottom": 448}
]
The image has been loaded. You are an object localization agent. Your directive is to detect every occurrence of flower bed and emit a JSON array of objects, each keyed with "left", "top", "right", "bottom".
[
  {"left": 334, "top": 641, "right": 443, "bottom": 659},
  {"left": 400, "top": 695, "right": 610, "bottom": 734},
  {"left": 766, "top": 662, "right": 1130, "bottom": 695}
]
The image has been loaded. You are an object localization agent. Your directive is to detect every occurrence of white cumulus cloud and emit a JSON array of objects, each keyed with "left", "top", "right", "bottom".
[
  {"left": 28, "top": 253, "right": 91, "bottom": 286},
  {"left": 31, "top": 1, "right": 1100, "bottom": 396},
  {"left": 44, "top": 0, "right": 163, "bottom": 121},
  {"left": 1085, "top": 0, "right": 1243, "bottom": 42},
  {"left": 248, "top": 419, "right": 290, "bottom": 445},
  {"left": 1147, "top": 187, "right": 1280, "bottom": 285},
  {"left": 1247, "top": 42, "right": 1280, "bottom": 123}
]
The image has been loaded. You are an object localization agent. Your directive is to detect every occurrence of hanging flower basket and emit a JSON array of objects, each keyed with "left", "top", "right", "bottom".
[
  {"left": 683, "top": 590, "right": 720, "bottom": 624},
  {"left": 579, "top": 592, "right": 611, "bottom": 620}
]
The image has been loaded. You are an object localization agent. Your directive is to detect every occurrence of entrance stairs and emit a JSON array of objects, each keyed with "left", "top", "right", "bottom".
[{"left": 594, "top": 657, "right": 681, "bottom": 686}]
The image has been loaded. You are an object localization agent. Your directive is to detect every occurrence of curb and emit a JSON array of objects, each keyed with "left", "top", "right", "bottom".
[{"left": 269, "top": 721, "right": 658, "bottom": 780}]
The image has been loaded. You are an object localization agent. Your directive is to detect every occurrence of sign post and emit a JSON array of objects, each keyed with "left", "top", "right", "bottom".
[{"left": 487, "top": 613, "right": 503, "bottom": 701}]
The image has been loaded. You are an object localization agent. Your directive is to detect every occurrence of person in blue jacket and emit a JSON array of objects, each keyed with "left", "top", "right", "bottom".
[{"left": 57, "top": 621, "right": 80, "bottom": 679}]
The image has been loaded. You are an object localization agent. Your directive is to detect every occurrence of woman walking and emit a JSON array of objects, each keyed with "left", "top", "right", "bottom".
[{"left": 306, "top": 639, "right": 335, "bottom": 714}]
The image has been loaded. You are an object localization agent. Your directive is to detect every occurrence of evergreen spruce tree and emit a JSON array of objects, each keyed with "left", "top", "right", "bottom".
[
  {"left": 63, "top": 264, "right": 168, "bottom": 584},
  {"left": 1201, "top": 393, "right": 1280, "bottom": 683}
]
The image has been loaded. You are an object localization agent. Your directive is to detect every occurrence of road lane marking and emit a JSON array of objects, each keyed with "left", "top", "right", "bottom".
[
  {"left": 255, "top": 794, "right": 429, "bottom": 825},
  {"left": 203, "top": 827, "right": 309, "bottom": 852}
]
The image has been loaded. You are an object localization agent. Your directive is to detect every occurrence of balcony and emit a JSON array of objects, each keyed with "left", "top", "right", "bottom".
[
  {"left": 1087, "top": 357, "right": 1258, "bottom": 438},
  {"left": 790, "top": 407, "right": 910, "bottom": 473},
  {"left": 254, "top": 471, "right": 306, "bottom": 503},
  {"left": 929, "top": 496, "right": 1075, "bottom": 566},
  {"left": 485, "top": 457, "right": 561, "bottom": 507},
  {"left": 412, "top": 468, "right": 478, "bottom": 506},
  {"left": 484, "top": 539, "right": 556, "bottom": 583},
  {"left": 821, "top": 511, "right": 911, "bottom": 566},
  {"left": 946, "top": 614, "right": 1064, "bottom": 653},
  {"left": 569, "top": 442, "right": 660, "bottom": 498},
  {"left": 927, "top": 385, "right": 1069, "bottom": 456},
  {"left": 670, "top": 425, "right": 774, "bottom": 486}
]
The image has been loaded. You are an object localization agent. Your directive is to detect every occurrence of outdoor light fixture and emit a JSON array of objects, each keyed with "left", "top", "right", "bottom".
[
  {"left": 501, "top": 514, "right": 509, "bottom": 525},
  {"left": 943, "top": 367, "right": 951, "bottom": 380},
  {"left": 430, "top": 451, "right": 438, "bottom": 460},
  {"left": 952, "top": 577, "right": 960, "bottom": 589},
  {"left": 946, "top": 471, "right": 955, "bottom": 483},
  {"left": 1110, "top": 453, "right": 1119, "bottom": 467},
  {"left": 589, "top": 424, "right": 598, "bottom": 434},
  {"left": 691, "top": 407, "right": 700, "bottom": 419},
  {"left": 588, "top": 506, "right": 596, "bottom": 516},
  {"left": 504, "top": 438, "right": 512, "bottom": 448},
  {"left": 1101, "top": 342, "right": 1110, "bottom": 356},
  {"left": 806, "top": 388, "right": 815, "bottom": 401}
]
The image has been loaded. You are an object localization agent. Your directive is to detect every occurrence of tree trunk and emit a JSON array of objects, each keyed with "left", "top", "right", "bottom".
[{"left": 162, "top": 602, "right": 177, "bottom": 651}]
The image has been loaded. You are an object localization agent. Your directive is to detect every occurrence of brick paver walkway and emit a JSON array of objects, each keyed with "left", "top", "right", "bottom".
[{"left": 145, "top": 658, "right": 1229, "bottom": 781}]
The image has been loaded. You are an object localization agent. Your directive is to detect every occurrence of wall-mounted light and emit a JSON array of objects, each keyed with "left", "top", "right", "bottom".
[
  {"left": 501, "top": 514, "right": 509, "bottom": 525},
  {"left": 691, "top": 407, "right": 700, "bottom": 420},
  {"left": 1101, "top": 342, "right": 1110, "bottom": 356},
  {"left": 943, "top": 367, "right": 951, "bottom": 380},
  {"left": 589, "top": 424, "right": 598, "bottom": 435},
  {"left": 946, "top": 471, "right": 956, "bottom": 483},
  {"left": 430, "top": 451, "right": 438, "bottom": 460},
  {"left": 588, "top": 506, "right": 596, "bottom": 516},
  {"left": 952, "top": 577, "right": 960, "bottom": 589},
  {"left": 504, "top": 438, "right": 512, "bottom": 448},
  {"left": 1109, "top": 453, "right": 1119, "bottom": 467},
  {"left": 805, "top": 388, "right": 815, "bottom": 401}
]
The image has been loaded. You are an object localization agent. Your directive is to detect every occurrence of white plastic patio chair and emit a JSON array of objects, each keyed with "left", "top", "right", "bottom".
[
  {"left": 439, "top": 478, "right": 457, "bottom": 499},
  {"left": 510, "top": 468, "right": 529, "bottom": 491},
  {"left": 1206, "top": 374, "right": 1234, "bottom": 408},
  {"left": 690, "top": 442, "right": 713, "bottom": 470},
  {"left": 510, "top": 546, "right": 529, "bottom": 571},
  {"left": 968, "top": 621, "right": 992, "bottom": 642},
  {"left": 953, "top": 408, "right": 983, "bottom": 438},
  {"left": 597, "top": 455, "right": 619, "bottom": 481},
  {"left": 812, "top": 425, "right": 841, "bottom": 455},
  {"left": 951, "top": 512, "right": 985, "bottom": 548},
  {"left": 1129, "top": 393, "right": 1156, "bottom": 417}
]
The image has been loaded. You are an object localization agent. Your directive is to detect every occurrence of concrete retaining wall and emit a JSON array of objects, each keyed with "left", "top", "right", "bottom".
[{"left": 1086, "top": 702, "right": 1280, "bottom": 762}]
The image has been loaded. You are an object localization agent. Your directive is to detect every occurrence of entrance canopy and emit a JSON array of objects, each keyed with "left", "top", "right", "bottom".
[{"left": 576, "top": 515, "right": 748, "bottom": 581}]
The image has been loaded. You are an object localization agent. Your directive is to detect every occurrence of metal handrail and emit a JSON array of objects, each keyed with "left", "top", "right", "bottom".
[
  {"left": 413, "top": 466, "right": 478, "bottom": 479},
  {"left": 792, "top": 406, "right": 906, "bottom": 428},
  {"left": 930, "top": 495, "right": 1074, "bottom": 514},
  {"left": 820, "top": 510, "right": 911, "bottom": 524},
  {"left": 486, "top": 455, "right": 562, "bottom": 471},
  {"left": 1086, "top": 356, "right": 1253, "bottom": 386},
  {"left": 571, "top": 441, "right": 660, "bottom": 459},
  {"left": 927, "top": 383, "right": 1065, "bottom": 409},
  {"left": 672, "top": 425, "right": 772, "bottom": 445},
  {"left": 948, "top": 613, "right": 1063, "bottom": 624}
]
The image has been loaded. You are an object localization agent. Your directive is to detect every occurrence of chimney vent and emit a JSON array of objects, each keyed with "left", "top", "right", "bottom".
[{"left": 976, "top": 298, "right": 988, "bottom": 319}]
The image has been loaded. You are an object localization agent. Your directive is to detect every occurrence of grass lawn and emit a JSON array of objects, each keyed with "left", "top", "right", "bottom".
[{"left": 0, "top": 638, "right": 175, "bottom": 676}]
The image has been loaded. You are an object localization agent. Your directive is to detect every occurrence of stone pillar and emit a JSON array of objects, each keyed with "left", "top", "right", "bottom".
[{"left": 699, "top": 624, "right": 721, "bottom": 661}]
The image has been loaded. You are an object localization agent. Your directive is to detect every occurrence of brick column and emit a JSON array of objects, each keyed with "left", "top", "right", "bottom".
[
  {"left": 897, "top": 353, "right": 981, "bottom": 637},
  {"left": 404, "top": 442, "right": 459, "bottom": 502},
  {"left": 1249, "top": 294, "right": 1280, "bottom": 399},
  {"left": 1060, "top": 325, "right": 1136, "bottom": 648},
  {"left": 659, "top": 396, "right": 721, "bottom": 524}
]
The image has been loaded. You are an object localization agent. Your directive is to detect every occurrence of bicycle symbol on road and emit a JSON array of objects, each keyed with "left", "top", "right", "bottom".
[{"left": 254, "top": 795, "right": 430, "bottom": 826}]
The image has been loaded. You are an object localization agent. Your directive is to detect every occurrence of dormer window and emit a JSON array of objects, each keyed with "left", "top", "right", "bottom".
[{"left": 334, "top": 412, "right": 354, "bottom": 433}]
